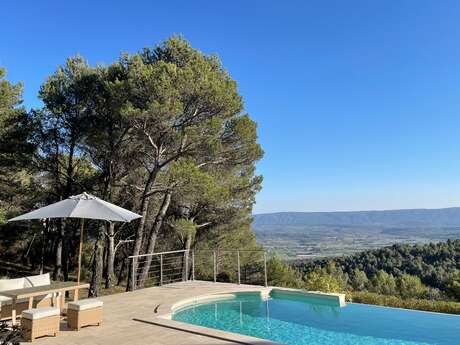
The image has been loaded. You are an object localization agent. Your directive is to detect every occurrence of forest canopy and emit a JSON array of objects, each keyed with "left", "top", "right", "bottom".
[{"left": 293, "top": 239, "right": 460, "bottom": 301}]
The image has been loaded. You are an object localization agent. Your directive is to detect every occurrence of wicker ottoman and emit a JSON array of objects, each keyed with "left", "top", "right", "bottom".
[
  {"left": 21, "top": 307, "right": 60, "bottom": 342},
  {"left": 67, "top": 299, "right": 103, "bottom": 331}
]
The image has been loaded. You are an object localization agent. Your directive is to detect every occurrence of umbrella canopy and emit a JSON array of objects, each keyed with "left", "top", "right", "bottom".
[
  {"left": 9, "top": 192, "right": 141, "bottom": 222},
  {"left": 8, "top": 192, "right": 142, "bottom": 283}
]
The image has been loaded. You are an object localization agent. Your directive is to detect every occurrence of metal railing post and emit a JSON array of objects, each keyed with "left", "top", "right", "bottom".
[
  {"left": 213, "top": 250, "right": 217, "bottom": 283},
  {"left": 237, "top": 250, "right": 241, "bottom": 285},
  {"left": 263, "top": 251, "right": 268, "bottom": 287},
  {"left": 184, "top": 250, "right": 189, "bottom": 282},
  {"left": 160, "top": 254, "right": 163, "bottom": 286},
  {"left": 131, "top": 257, "right": 136, "bottom": 291},
  {"left": 192, "top": 251, "right": 195, "bottom": 281}
]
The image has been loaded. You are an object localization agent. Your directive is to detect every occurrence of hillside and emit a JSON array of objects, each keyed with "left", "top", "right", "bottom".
[
  {"left": 292, "top": 239, "right": 460, "bottom": 296},
  {"left": 253, "top": 208, "right": 460, "bottom": 258}
]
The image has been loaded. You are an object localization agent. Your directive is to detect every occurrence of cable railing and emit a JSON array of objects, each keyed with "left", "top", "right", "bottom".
[{"left": 128, "top": 249, "right": 267, "bottom": 291}]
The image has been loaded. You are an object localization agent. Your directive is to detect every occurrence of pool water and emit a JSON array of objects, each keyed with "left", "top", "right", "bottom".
[{"left": 172, "top": 291, "right": 460, "bottom": 345}]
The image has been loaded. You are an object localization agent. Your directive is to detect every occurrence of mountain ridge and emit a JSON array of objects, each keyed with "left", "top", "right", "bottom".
[{"left": 253, "top": 207, "right": 460, "bottom": 228}]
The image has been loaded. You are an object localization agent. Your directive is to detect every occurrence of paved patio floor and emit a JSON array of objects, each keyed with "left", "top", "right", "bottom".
[{"left": 20, "top": 281, "right": 274, "bottom": 345}]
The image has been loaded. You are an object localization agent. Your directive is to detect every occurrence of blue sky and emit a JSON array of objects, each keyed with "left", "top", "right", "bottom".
[{"left": 2, "top": 1, "right": 460, "bottom": 213}]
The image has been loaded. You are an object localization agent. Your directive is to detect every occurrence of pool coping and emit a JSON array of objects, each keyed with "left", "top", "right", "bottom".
[{"left": 134, "top": 287, "right": 346, "bottom": 345}]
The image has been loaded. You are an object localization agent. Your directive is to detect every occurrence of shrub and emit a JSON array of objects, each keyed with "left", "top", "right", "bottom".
[
  {"left": 369, "top": 270, "right": 397, "bottom": 295},
  {"left": 267, "top": 255, "right": 303, "bottom": 288},
  {"left": 446, "top": 271, "right": 460, "bottom": 301},
  {"left": 304, "top": 268, "right": 342, "bottom": 293},
  {"left": 351, "top": 291, "right": 460, "bottom": 315},
  {"left": 396, "top": 274, "right": 427, "bottom": 299},
  {"left": 350, "top": 268, "right": 368, "bottom": 291}
]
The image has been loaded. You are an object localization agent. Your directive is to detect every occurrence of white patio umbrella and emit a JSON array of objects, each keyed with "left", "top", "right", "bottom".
[{"left": 8, "top": 192, "right": 142, "bottom": 283}]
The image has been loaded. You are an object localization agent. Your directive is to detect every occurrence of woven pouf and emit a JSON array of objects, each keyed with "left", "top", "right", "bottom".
[
  {"left": 67, "top": 299, "right": 103, "bottom": 331},
  {"left": 21, "top": 307, "right": 60, "bottom": 342}
]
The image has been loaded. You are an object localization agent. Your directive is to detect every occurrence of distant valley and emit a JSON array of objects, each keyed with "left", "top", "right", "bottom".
[{"left": 253, "top": 208, "right": 460, "bottom": 259}]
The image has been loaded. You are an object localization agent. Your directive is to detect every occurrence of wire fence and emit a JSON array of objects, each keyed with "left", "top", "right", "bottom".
[{"left": 129, "top": 249, "right": 267, "bottom": 290}]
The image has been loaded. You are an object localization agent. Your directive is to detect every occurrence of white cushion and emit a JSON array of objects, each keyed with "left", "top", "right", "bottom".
[
  {"left": 0, "top": 297, "right": 29, "bottom": 305},
  {"left": 22, "top": 307, "right": 60, "bottom": 320},
  {"left": 67, "top": 299, "right": 103, "bottom": 311},
  {"left": 24, "top": 273, "right": 54, "bottom": 302},
  {"left": 0, "top": 295, "right": 12, "bottom": 304},
  {"left": 0, "top": 278, "right": 25, "bottom": 292},
  {"left": 24, "top": 273, "right": 50, "bottom": 288}
]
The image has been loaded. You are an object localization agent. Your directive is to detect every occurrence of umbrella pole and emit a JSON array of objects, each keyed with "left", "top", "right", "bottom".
[{"left": 77, "top": 219, "right": 84, "bottom": 284}]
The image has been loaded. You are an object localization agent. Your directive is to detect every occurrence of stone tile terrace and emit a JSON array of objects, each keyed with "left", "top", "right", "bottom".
[{"left": 20, "top": 281, "right": 275, "bottom": 345}]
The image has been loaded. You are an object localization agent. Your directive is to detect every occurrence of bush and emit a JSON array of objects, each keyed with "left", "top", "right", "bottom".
[
  {"left": 267, "top": 255, "right": 303, "bottom": 288},
  {"left": 446, "top": 271, "right": 460, "bottom": 301},
  {"left": 396, "top": 274, "right": 427, "bottom": 299},
  {"left": 351, "top": 291, "right": 460, "bottom": 315},
  {"left": 304, "top": 268, "right": 342, "bottom": 293},
  {"left": 350, "top": 268, "right": 368, "bottom": 291},
  {"left": 369, "top": 270, "right": 397, "bottom": 295}
]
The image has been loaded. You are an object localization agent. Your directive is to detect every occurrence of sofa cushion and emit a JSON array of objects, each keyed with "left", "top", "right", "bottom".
[
  {"left": 67, "top": 299, "right": 103, "bottom": 311},
  {"left": 22, "top": 307, "right": 60, "bottom": 320},
  {"left": 0, "top": 297, "right": 29, "bottom": 305},
  {"left": 24, "top": 273, "right": 50, "bottom": 288},
  {"left": 0, "top": 278, "right": 25, "bottom": 292},
  {"left": 0, "top": 295, "right": 12, "bottom": 304}
]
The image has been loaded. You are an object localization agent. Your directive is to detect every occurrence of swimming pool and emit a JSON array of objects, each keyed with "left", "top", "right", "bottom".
[{"left": 172, "top": 290, "right": 460, "bottom": 345}]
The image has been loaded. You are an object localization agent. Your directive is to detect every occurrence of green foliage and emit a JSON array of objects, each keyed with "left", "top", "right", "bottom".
[
  {"left": 279, "top": 240, "right": 460, "bottom": 313},
  {"left": 294, "top": 240, "right": 460, "bottom": 300},
  {"left": 446, "top": 271, "right": 460, "bottom": 300},
  {"left": 369, "top": 270, "right": 397, "bottom": 295},
  {"left": 351, "top": 291, "right": 460, "bottom": 315},
  {"left": 267, "top": 255, "right": 303, "bottom": 288},
  {"left": 350, "top": 268, "right": 369, "bottom": 291},
  {"left": 121, "top": 36, "right": 263, "bottom": 266},
  {"left": 0, "top": 68, "right": 37, "bottom": 225},
  {"left": 396, "top": 274, "right": 427, "bottom": 299},
  {"left": 323, "top": 262, "right": 349, "bottom": 291},
  {"left": 304, "top": 268, "right": 342, "bottom": 293},
  {"left": 171, "top": 218, "right": 197, "bottom": 247}
]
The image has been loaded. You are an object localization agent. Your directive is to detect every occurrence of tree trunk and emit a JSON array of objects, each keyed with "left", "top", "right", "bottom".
[
  {"left": 127, "top": 171, "right": 157, "bottom": 291},
  {"left": 117, "top": 252, "right": 127, "bottom": 286},
  {"left": 137, "top": 191, "right": 172, "bottom": 288},
  {"left": 89, "top": 223, "right": 106, "bottom": 297},
  {"left": 63, "top": 246, "right": 69, "bottom": 282},
  {"left": 53, "top": 220, "right": 64, "bottom": 281},
  {"left": 105, "top": 222, "right": 115, "bottom": 289},
  {"left": 40, "top": 219, "right": 49, "bottom": 275},
  {"left": 185, "top": 231, "right": 193, "bottom": 252}
]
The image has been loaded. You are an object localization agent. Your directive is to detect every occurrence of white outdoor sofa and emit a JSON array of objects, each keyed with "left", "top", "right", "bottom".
[{"left": 0, "top": 273, "right": 54, "bottom": 320}]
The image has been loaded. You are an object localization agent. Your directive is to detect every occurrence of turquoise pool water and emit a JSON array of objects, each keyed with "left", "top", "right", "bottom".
[{"left": 172, "top": 291, "right": 460, "bottom": 345}]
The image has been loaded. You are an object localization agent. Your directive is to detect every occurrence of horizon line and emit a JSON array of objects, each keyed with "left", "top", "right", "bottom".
[{"left": 253, "top": 206, "right": 460, "bottom": 216}]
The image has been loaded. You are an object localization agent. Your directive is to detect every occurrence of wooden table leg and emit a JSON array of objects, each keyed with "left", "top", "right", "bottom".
[
  {"left": 52, "top": 292, "right": 57, "bottom": 307},
  {"left": 11, "top": 298, "right": 16, "bottom": 326},
  {"left": 73, "top": 288, "right": 79, "bottom": 302},
  {"left": 28, "top": 296, "right": 33, "bottom": 309}
]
